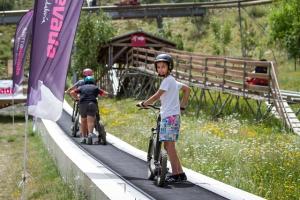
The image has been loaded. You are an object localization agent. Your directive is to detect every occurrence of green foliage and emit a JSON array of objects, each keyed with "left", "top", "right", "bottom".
[
  {"left": 0, "top": 25, "right": 16, "bottom": 78},
  {"left": 73, "top": 11, "right": 115, "bottom": 75},
  {"left": 248, "top": 6, "right": 266, "bottom": 18},
  {"left": 210, "top": 19, "right": 232, "bottom": 55},
  {"left": 13, "top": 0, "right": 33, "bottom": 10},
  {"left": 0, "top": 1, "right": 14, "bottom": 11},
  {"left": 156, "top": 22, "right": 184, "bottom": 50},
  {"left": 141, "top": 0, "right": 159, "bottom": 4},
  {"left": 190, "top": 15, "right": 209, "bottom": 37},
  {"left": 269, "top": 0, "right": 300, "bottom": 62},
  {"left": 242, "top": 19, "right": 257, "bottom": 57}
]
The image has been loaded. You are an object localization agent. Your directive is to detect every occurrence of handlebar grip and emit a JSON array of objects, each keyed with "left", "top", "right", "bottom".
[{"left": 136, "top": 103, "right": 160, "bottom": 110}]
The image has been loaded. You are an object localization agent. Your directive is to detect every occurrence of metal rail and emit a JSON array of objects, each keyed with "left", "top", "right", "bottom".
[
  {"left": 269, "top": 62, "right": 300, "bottom": 135},
  {"left": 0, "top": 0, "right": 273, "bottom": 24}
]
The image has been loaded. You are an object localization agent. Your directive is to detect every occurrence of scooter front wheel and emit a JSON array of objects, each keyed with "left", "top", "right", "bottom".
[{"left": 147, "top": 138, "right": 155, "bottom": 180}]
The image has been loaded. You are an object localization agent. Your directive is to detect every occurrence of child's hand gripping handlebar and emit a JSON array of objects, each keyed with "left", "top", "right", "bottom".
[{"left": 136, "top": 102, "right": 160, "bottom": 110}]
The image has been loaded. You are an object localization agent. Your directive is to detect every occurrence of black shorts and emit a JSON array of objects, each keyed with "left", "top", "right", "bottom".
[{"left": 79, "top": 102, "right": 97, "bottom": 118}]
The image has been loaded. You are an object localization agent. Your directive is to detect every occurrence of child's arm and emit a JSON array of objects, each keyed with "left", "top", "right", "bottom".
[
  {"left": 140, "top": 89, "right": 165, "bottom": 107},
  {"left": 70, "top": 89, "right": 80, "bottom": 101},
  {"left": 99, "top": 89, "right": 110, "bottom": 97},
  {"left": 65, "top": 85, "right": 76, "bottom": 94},
  {"left": 180, "top": 84, "right": 190, "bottom": 109},
  {"left": 65, "top": 80, "right": 80, "bottom": 94}
]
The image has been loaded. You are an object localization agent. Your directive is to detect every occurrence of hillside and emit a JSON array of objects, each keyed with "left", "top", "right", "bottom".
[{"left": 0, "top": 1, "right": 299, "bottom": 91}]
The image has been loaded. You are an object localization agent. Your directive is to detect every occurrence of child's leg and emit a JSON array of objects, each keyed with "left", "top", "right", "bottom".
[
  {"left": 87, "top": 115, "right": 95, "bottom": 133},
  {"left": 164, "top": 141, "right": 183, "bottom": 175},
  {"left": 80, "top": 116, "right": 88, "bottom": 137},
  {"left": 81, "top": 117, "right": 88, "bottom": 137}
]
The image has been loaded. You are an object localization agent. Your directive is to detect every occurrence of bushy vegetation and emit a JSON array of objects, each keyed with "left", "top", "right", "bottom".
[{"left": 0, "top": 25, "right": 16, "bottom": 78}]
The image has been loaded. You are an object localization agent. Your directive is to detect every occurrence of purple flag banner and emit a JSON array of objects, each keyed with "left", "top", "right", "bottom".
[
  {"left": 27, "top": 0, "right": 83, "bottom": 121},
  {"left": 12, "top": 10, "right": 33, "bottom": 91}
]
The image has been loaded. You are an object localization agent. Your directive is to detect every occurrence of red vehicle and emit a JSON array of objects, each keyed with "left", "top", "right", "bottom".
[{"left": 115, "top": 0, "right": 140, "bottom": 6}]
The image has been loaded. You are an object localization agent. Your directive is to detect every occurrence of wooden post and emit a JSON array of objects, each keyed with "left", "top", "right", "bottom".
[
  {"left": 204, "top": 58, "right": 208, "bottom": 87},
  {"left": 242, "top": 61, "right": 246, "bottom": 97},
  {"left": 156, "top": 16, "right": 163, "bottom": 30},
  {"left": 7, "top": 59, "right": 13, "bottom": 77},
  {"left": 222, "top": 59, "right": 227, "bottom": 92},
  {"left": 136, "top": 48, "right": 139, "bottom": 67},
  {"left": 189, "top": 56, "right": 192, "bottom": 83},
  {"left": 145, "top": 50, "right": 148, "bottom": 71},
  {"left": 108, "top": 45, "right": 112, "bottom": 68},
  {"left": 126, "top": 50, "right": 128, "bottom": 67},
  {"left": 111, "top": 46, "right": 114, "bottom": 68},
  {"left": 175, "top": 55, "right": 179, "bottom": 79},
  {"left": 131, "top": 48, "right": 133, "bottom": 67}
]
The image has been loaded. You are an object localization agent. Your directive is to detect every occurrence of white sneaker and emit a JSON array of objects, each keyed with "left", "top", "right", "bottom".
[
  {"left": 80, "top": 138, "right": 86, "bottom": 144},
  {"left": 88, "top": 133, "right": 97, "bottom": 138}
]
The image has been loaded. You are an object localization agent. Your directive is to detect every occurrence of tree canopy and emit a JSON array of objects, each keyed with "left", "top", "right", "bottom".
[
  {"left": 73, "top": 11, "right": 115, "bottom": 76},
  {"left": 269, "top": 0, "right": 300, "bottom": 62}
]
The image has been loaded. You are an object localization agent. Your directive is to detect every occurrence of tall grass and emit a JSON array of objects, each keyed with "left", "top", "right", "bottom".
[
  {"left": 99, "top": 98, "right": 300, "bottom": 200},
  {"left": 0, "top": 110, "right": 82, "bottom": 200}
]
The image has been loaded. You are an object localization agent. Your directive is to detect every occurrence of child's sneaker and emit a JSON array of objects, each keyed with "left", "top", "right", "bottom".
[
  {"left": 165, "top": 174, "right": 180, "bottom": 183},
  {"left": 178, "top": 172, "right": 187, "bottom": 181},
  {"left": 87, "top": 133, "right": 97, "bottom": 145},
  {"left": 80, "top": 137, "right": 86, "bottom": 144},
  {"left": 88, "top": 133, "right": 97, "bottom": 138},
  {"left": 165, "top": 173, "right": 187, "bottom": 183}
]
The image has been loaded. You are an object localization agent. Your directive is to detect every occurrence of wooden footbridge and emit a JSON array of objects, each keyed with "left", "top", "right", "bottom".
[{"left": 97, "top": 32, "right": 300, "bottom": 135}]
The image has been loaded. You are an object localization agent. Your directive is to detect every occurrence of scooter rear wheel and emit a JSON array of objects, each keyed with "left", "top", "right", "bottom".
[
  {"left": 72, "top": 114, "right": 79, "bottom": 137},
  {"left": 156, "top": 149, "right": 168, "bottom": 187}
]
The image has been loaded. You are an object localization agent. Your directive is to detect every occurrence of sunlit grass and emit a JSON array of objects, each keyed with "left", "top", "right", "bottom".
[
  {"left": 0, "top": 111, "right": 81, "bottom": 200},
  {"left": 99, "top": 98, "right": 300, "bottom": 200}
]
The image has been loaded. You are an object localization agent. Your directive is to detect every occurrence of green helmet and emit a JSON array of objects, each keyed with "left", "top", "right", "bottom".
[{"left": 84, "top": 76, "right": 95, "bottom": 84}]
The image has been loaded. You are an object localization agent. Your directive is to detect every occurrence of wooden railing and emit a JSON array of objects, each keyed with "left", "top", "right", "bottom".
[
  {"left": 269, "top": 62, "right": 293, "bottom": 130},
  {"left": 129, "top": 47, "right": 272, "bottom": 98},
  {"left": 127, "top": 47, "right": 300, "bottom": 133},
  {"left": 122, "top": 47, "right": 300, "bottom": 135}
]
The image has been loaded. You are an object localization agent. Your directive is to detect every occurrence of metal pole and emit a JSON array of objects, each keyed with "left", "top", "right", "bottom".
[
  {"left": 238, "top": 1, "right": 245, "bottom": 57},
  {"left": 156, "top": 16, "right": 163, "bottom": 30}
]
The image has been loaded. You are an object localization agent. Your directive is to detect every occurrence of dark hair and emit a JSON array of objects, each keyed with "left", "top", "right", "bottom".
[
  {"left": 154, "top": 54, "right": 174, "bottom": 72},
  {"left": 255, "top": 59, "right": 268, "bottom": 73}
]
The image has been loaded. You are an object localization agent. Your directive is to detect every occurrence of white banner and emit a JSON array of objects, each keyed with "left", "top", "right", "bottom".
[{"left": 0, "top": 80, "right": 24, "bottom": 98}]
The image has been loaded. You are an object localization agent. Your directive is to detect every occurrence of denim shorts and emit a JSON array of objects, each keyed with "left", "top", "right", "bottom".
[{"left": 159, "top": 115, "right": 180, "bottom": 142}]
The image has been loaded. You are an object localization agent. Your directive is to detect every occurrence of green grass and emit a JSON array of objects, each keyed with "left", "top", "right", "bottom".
[
  {"left": 99, "top": 97, "right": 300, "bottom": 200},
  {"left": 0, "top": 111, "right": 81, "bottom": 200}
]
